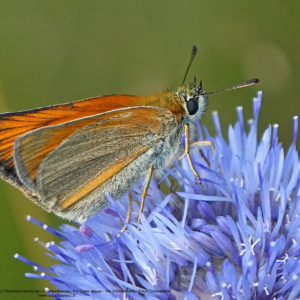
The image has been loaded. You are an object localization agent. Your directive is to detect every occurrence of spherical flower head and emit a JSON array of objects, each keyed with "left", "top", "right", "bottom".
[{"left": 17, "top": 92, "right": 300, "bottom": 299}]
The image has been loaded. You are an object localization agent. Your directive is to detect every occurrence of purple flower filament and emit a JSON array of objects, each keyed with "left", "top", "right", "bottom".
[{"left": 15, "top": 92, "right": 300, "bottom": 299}]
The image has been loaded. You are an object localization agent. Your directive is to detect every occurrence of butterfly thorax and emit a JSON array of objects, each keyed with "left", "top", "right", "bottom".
[{"left": 140, "top": 83, "right": 208, "bottom": 123}]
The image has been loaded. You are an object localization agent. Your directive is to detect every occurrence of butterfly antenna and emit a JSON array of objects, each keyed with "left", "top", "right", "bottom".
[
  {"left": 182, "top": 45, "right": 198, "bottom": 85},
  {"left": 203, "top": 78, "right": 260, "bottom": 95}
]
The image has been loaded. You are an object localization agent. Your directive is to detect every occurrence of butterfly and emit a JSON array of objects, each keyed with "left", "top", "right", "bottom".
[{"left": 0, "top": 45, "right": 259, "bottom": 225}]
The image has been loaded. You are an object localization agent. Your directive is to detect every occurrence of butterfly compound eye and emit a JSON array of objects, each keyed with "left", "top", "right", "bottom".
[{"left": 186, "top": 99, "right": 198, "bottom": 115}]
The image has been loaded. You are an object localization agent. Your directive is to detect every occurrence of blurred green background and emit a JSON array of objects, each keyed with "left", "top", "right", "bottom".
[{"left": 0, "top": 1, "right": 299, "bottom": 298}]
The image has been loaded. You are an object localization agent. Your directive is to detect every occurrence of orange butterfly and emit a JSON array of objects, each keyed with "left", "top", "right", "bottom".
[{"left": 0, "top": 46, "right": 259, "bottom": 225}]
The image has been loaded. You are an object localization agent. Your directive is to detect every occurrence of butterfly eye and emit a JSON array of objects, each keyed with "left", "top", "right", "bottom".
[{"left": 186, "top": 98, "right": 198, "bottom": 115}]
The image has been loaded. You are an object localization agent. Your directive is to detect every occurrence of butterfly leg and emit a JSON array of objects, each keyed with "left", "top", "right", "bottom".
[
  {"left": 190, "top": 140, "right": 215, "bottom": 167},
  {"left": 119, "top": 192, "right": 134, "bottom": 235},
  {"left": 180, "top": 123, "right": 201, "bottom": 182},
  {"left": 137, "top": 163, "right": 155, "bottom": 224}
]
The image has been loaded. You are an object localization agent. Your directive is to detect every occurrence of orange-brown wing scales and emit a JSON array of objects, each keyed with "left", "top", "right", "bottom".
[
  {"left": 0, "top": 94, "right": 142, "bottom": 181},
  {"left": 15, "top": 107, "right": 164, "bottom": 183},
  {"left": 16, "top": 115, "right": 108, "bottom": 181},
  {"left": 59, "top": 110, "right": 165, "bottom": 209},
  {"left": 59, "top": 144, "right": 150, "bottom": 209},
  {"left": 20, "top": 107, "right": 176, "bottom": 210}
]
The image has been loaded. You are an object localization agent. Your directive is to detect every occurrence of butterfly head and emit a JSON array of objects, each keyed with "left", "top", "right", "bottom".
[
  {"left": 176, "top": 78, "right": 208, "bottom": 119},
  {"left": 178, "top": 45, "right": 259, "bottom": 120}
]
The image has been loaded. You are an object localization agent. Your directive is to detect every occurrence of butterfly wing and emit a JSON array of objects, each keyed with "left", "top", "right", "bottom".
[
  {"left": 0, "top": 94, "right": 143, "bottom": 183},
  {"left": 14, "top": 106, "right": 181, "bottom": 222}
]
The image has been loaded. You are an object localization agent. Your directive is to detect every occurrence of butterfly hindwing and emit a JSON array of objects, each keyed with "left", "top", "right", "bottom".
[{"left": 14, "top": 106, "right": 180, "bottom": 221}]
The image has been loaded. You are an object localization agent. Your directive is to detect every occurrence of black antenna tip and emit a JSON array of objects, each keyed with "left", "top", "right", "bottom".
[
  {"left": 204, "top": 77, "right": 260, "bottom": 96},
  {"left": 182, "top": 45, "right": 198, "bottom": 85},
  {"left": 192, "top": 45, "right": 198, "bottom": 54},
  {"left": 249, "top": 78, "right": 260, "bottom": 84}
]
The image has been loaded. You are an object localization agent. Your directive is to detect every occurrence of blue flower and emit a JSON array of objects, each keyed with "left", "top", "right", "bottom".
[{"left": 16, "top": 92, "right": 300, "bottom": 299}]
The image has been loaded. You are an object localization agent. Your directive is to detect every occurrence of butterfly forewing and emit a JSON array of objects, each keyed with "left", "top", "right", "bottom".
[
  {"left": 14, "top": 113, "right": 116, "bottom": 191},
  {"left": 14, "top": 106, "right": 179, "bottom": 221},
  {"left": 0, "top": 94, "right": 143, "bottom": 183}
]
